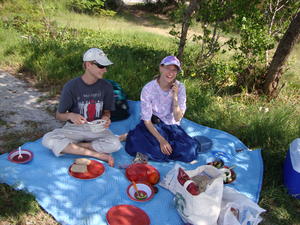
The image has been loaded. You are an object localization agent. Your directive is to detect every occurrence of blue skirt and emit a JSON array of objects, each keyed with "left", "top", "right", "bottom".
[{"left": 125, "top": 120, "right": 198, "bottom": 162}]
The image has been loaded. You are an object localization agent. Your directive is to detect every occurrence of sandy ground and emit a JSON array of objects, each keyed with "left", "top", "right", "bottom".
[{"left": 0, "top": 70, "right": 62, "bottom": 147}]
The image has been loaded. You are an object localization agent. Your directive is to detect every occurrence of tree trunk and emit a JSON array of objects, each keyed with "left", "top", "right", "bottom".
[
  {"left": 263, "top": 11, "right": 300, "bottom": 97},
  {"left": 177, "top": 0, "right": 200, "bottom": 61}
]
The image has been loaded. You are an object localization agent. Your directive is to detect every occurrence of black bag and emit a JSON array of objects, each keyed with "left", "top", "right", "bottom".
[
  {"left": 151, "top": 114, "right": 161, "bottom": 124},
  {"left": 105, "top": 79, "right": 130, "bottom": 121}
]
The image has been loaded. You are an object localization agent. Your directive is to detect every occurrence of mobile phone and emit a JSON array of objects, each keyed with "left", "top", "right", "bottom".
[{"left": 170, "top": 80, "right": 176, "bottom": 89}]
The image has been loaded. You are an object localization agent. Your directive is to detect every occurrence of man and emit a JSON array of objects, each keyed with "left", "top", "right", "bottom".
[{"left": 42, "top": 48, "right": 121, "bottom": 167}]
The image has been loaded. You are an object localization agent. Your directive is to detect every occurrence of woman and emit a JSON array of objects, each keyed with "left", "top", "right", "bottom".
[{"left": 125, "top": 56, "right": 198, "bottom": 162}]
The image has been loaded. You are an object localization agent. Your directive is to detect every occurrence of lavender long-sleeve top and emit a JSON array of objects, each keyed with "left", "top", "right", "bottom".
[{"left": 140, "top": 79, "right": 186, "bottom": 125}]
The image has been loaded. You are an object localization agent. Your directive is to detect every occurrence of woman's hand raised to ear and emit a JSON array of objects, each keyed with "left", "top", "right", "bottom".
[{"left": 171, "top": 82, "right": 179, "bottom": 97}]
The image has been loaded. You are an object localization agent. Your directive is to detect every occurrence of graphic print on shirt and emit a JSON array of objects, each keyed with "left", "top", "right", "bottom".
[
  {"left": 77, "top": 92, "right": 103, "bottom": 121},
  {"left": 95, "top": 100, "right": 103, "bottom": 117},
  {"left": 87, "top": 99, "right": 96, "bottom": 121}
]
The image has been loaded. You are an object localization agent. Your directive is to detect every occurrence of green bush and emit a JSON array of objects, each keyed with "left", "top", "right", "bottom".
[
  {"left": 68, "top": 0, "right": 104, "bottom": 13},
  {"left": 185, "top": 59, "right": 237, "bottom": 92},
  {"left": 67, "top": 0, "right": 115, "bottom": 16}
]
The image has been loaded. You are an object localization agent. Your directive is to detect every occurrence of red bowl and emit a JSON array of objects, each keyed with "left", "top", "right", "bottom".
[
  {"left": 125, "top": 163, "right": 160, "bottom": 185},
  {"left": 8, "top": 149, "right": 33, "bottom": 164}
]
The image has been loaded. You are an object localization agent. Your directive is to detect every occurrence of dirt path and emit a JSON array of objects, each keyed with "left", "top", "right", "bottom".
[{"left": 0, "top": 70, "right": 62, "bottom": 152}]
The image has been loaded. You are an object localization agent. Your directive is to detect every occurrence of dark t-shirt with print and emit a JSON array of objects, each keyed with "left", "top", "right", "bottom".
[{"left": 58, "top": 77, "right": 115, "bottom": 122}]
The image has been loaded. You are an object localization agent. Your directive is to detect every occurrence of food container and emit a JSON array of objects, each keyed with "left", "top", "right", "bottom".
[
  {"left": 87, "top": 119, "right": 106, "bottom": 132},
  {"left": 125, "top": 163, "right": 160, "bottom": 185},
  {"left": 127, "top": 183, "right": 154, "bottom": 202}
]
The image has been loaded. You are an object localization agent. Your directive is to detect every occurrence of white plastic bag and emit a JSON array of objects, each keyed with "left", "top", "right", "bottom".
[
  {"left": 160, "top": 164, "right": 224, "bottom": 225},
  {"left": 218, "top": 187, "right": 266, "bottom": 225}
]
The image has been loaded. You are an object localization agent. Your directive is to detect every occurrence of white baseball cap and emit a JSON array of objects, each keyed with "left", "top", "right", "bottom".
[{"left": 83, "top": 48, "right": 113, "bottom": 66}]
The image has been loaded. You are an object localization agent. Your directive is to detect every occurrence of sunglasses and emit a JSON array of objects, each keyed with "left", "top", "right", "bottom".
[{"left": 93, "top": 62, "right": 107, "bottom": 69}]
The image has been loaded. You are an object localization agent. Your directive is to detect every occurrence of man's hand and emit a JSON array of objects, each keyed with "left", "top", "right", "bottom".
[
  {"left": 69, "top": 113, "right": 87, "bottom": 125},
  {"left": 101, "top": 116, "right": 111, "bottom": 128}
]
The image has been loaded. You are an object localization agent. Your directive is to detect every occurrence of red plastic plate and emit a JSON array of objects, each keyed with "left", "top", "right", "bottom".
[
  {"left": 68, "top": 160, "right": 105, "bottom": 179},
  {"left": 106, "top": 205, "right": 150, "bottom": 225},
  {"left": 8, "top": 149, "right": 33, "bottom": 164},
  {"left": 125, "top": 163, "right": 160, "bottom": 185}
]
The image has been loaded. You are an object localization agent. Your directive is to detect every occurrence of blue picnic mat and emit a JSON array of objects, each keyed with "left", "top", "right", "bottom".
[{"left": 0, "top": 101, "right": 263, "bottom": 225}]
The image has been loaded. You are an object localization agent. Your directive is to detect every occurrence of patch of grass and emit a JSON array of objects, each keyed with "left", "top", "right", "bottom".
[
  {"left": 0, "top": 184, "right": 58, "bottom": 225},
  {"left": 0, "top": 184, "right": 39, "bottom": 219},
  {"left": 0, "top": 28, "right": 23, "bottom": 69},
  {"left": 260, "top": 184, "right": 300, "bottom": 225},
  {"left": 54, "top": 9, "right": 170, "bottom": 33},
  {"left": 0, "top": 129, "right": 46, "bottom": 154},
  {"left": 186, "top": 89, "right": 299, "bottom": 148}
]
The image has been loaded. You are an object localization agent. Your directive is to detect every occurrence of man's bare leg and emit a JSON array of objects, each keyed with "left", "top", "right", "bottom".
[{"left": 62, "top": 143, "right": 114, "bottom": 167}]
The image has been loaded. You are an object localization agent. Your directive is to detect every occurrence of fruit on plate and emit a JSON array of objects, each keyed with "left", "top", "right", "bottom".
[
  {"left": 220, "top": 167, "right": 236, "bottom": 183},
  {"left": 207, "top": 159, "right": 224, "bottom": 169},
  {"left": 148, "top": 172, "right": 160, "bottom": 184}
]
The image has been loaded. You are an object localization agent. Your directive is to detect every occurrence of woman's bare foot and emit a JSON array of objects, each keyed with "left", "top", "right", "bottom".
[{"left": 118, "top": 133, "right": 128, "bottom": 142}]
